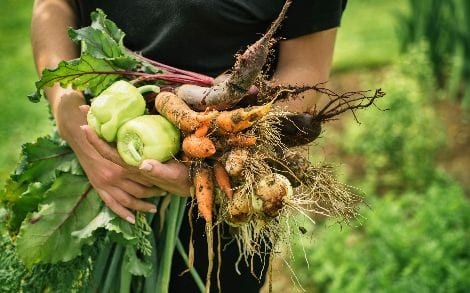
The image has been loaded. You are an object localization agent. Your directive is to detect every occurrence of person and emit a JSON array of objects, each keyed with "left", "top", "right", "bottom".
[{"left": 31, "top": 0, "right": 347, "bottom": 291}]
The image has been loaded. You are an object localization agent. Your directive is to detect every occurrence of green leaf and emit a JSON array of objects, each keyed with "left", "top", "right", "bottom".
[
  {"left": 124, "top": 246, "right": 153, "bottom": 277},
  {"left": 31, "top": 54, "right": 126, "bottom": 101},
  {"left": 16, "top": 173, "right": 102, "bottom": 267},
  {"left": 12, "top": 136, "right": 79, "bottom": 185},
  {"left": 69, "top": 24, "right": 123, "bottom": 60},
  {"left": 72, "top": 206, "right": 136, "bottom": 244},
  {"left": 1, "top": 136, "right": 80, "bottom": 233},
  {"left": 68, "top": 9, "right": 138, "bottom": 69}
]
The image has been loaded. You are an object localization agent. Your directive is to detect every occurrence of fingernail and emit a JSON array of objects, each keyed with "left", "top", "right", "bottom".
[
  {"left": 80, "top": 125, "right": 87, "bottom": 130},
  {"left": 140, "top": 161, "right": 153, "bottom": 171},
  {"left": 79, "top": 105, "right": 89, "bottom": 112},
  {"left": 126, "top": 216, "right": 136, "bottom": 224},
  {"left": 149, "top": 208, "right": 157, "bottom": 213}
]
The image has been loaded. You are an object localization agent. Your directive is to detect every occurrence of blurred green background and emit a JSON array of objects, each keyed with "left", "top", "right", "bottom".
[{"left": 1, "top": 0, "right": 469, "bottom": 292}]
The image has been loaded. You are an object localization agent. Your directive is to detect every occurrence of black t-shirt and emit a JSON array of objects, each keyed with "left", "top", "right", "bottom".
[
  {"left": 73, "top": 2, "right": 347, "bottom": 291},
  {"left": 75, "top": 0, "right": 347, "bottom": 76}
]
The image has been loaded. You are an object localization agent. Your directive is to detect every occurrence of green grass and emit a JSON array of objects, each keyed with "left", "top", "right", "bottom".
[
  {"left": 333, "top": 0, "right": 407, "bottom": 72},
  {"left": 0, "top": 0, "right": 53, "bottom": 186}
]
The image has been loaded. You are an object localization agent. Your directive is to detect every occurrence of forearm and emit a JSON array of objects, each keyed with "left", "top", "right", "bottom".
[
  {"left": 271, "top": 28, "right": 337, "bottom": 112},
  {"left": 31, "top": 0, "right": 90, "bottom": 148},
  {"left": 31, "top": 0, "right": 82, "bottom": 118}
]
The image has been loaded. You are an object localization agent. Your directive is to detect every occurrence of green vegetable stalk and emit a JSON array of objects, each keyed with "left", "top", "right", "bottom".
[
  {"left": 87, "top": 81, "right": 159, "bottom": 142},
  {"left": 117, "top": 115, "right": 181, "bottom": 166}
]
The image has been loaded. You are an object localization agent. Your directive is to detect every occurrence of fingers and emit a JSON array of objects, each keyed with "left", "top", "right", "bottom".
[
  {"left": 98, "top": 189, "right": 136, "bottom": 224},
  {"left": 80, "top": 124, "right": 127, "bottom": 166},
  {"left": 79, "top": 104, "right": 90, "bottom": 114},
  {"left": 139, "top": 159, "right": 191, "bottom": 196},
  {"left": 120, "top": 179, "right": 167, "bottom": 198},
  {"left": 97, "top": 188, "right": 157, "bottom": 224}
]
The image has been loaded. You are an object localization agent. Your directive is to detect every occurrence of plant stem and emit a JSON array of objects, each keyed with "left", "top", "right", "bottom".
[
  {"left": 176, "top": 238, "right": 205, "bottom": 293},
  {"left": 102, "top": 245, "right": 124, "bottom": 293},
  {"left": 155, "top": 196, "right": 185, "bottom": 293},
  {"left": 128, "top": 141, "right": 142, "bottom": 163},
  {"left": 129, "top": 50, "right": 214, "bottom": 86},
  {"left": 143, "top": 229, "right": 159, "bottom": 293},
  {"left": 137, "top": 84, "right": 160, "bottom": 95},
  {"left": 86, "top": 242, "right": 114, "bottom": 292},
  {"left": 120, "top": 252, "right": 132, "bottom": 293}
]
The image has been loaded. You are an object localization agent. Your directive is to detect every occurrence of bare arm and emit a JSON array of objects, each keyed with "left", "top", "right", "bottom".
[{"left": 272, "top": 28, "right": 338, "bottom": 112}]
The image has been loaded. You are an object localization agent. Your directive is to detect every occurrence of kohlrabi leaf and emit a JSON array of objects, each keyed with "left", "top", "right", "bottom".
[
  {"left": 1, "top": 136, "right": 81, "bottom": 233},
  {"left": 16, "top": 173, "right": 102, "bottom": 267},
  {"left": 31, "top": 54, "right": 125, "bottom": 102}
]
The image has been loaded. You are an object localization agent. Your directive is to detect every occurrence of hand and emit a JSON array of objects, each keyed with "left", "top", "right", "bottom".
[
  {"left": 79, "top": 106, "right": 191, "bottom": 195},
  {"left": 77, "top": 141, "right": 166, "bottom": 224},
  {"left": 81, "top": 123, "right": 191, "bottom": 192}
]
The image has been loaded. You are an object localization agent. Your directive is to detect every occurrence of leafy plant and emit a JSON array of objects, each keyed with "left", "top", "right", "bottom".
[
  {"left": 339, "top": 47, "right": 445, "bottom": 195},
  {"left": 292, "top": 176, "right": 470, "bottom": 293},
  {"left": 398, "top": 0, "right": 470, "bottom": 107}
]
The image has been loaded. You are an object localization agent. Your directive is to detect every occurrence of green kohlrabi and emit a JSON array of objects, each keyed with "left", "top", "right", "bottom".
[
  {"left": 87, "top": 81, "right": 159, "bottom": 142},
  {"left": 117, "top": 115, "right": 181, "bottom": 166}
]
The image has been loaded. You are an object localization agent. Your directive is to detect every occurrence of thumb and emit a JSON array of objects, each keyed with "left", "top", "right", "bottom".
[
  {"left": 79, "top": 104, "right": 90, "bottom": 114},
  {"left": 139, "top": 159, "right": 189, "bottom": 180}
]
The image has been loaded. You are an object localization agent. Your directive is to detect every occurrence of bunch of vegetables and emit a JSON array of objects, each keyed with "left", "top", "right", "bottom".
[{"left": 1, "top": 1, "right": 384, "bottom": 292}]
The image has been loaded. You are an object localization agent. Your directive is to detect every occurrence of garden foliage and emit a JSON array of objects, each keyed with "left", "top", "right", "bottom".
[{"left": 291, "top": 48, "right": 470, "bottom": 292}]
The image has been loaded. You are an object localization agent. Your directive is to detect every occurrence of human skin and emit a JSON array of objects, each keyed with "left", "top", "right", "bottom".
[{"left": 31, "top": 0, "right": 337, "bottom": 223}]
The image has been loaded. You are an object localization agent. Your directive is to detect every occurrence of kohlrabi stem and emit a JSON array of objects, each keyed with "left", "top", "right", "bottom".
[
  {"left": 128, "top": 141, "right": 142, "bottom": 163},
  {"left": 138, "top": 84, "right": 160, "bottom": 95}
]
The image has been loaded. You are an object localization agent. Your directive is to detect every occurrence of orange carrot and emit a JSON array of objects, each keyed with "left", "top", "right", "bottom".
[
  {"left": 182, "top": 134, "right": 216, "bottom": 158},
  {"left": 194, "top": 167, "right": 214, "bottom": 222},
  {"left": 213, "top": 161, "right": 233, "bottom": 200},
  {"left": 194, "top": 122, "right": 210, "bottom": 138},
  {"left": 216, "top": 103, "right": 271, "bottom": 133},
  {"left": 154, "top": 92, "right": 217, "bottom": 133},
  {"left": 226, "top": 134, "right": 257, "bottom": 147}
]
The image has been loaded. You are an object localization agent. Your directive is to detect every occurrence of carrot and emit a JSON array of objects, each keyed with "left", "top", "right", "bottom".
[
  {"left": 194, "top": 122, "right": 210, "bottom": 138},
  {"left": 154, "top": 92, "right": 217, "bottom": 133},
  {"left": 175, "top": 1, "right": 292, "bottom": 111},
  {"left": 216, "top": 103, "right": 272, "bottom": 133},
  {"left": 182, "top": 134, "right": 216, "bottom": 159},
  {"left": 193, "top": 167, "right": 214, "bottom": 223},
  {"left": 226, "top": 134, "right": 257, "bottom": 147},
  {"left": 213, "top": 161, "right": 233, "bottom": 200},
  {"left": 193, "top": 166, "right": 215, "bottom": 293}
]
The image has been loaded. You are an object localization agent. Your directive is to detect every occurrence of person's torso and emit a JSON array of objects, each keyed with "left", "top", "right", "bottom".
[{"left": 76, "top": 0, "right": 286, "bottom": 76}]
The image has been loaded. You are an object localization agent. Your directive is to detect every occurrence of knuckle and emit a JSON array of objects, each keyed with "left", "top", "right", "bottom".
[
  {"left": 119, "top": 196, "right": 132, "bottom": 207},
  {"left": 101, "top": 170, "right": 114, "bottom": 182},
  {"left": 99, "top": 193, "right": 112, "bottom": 206}
]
